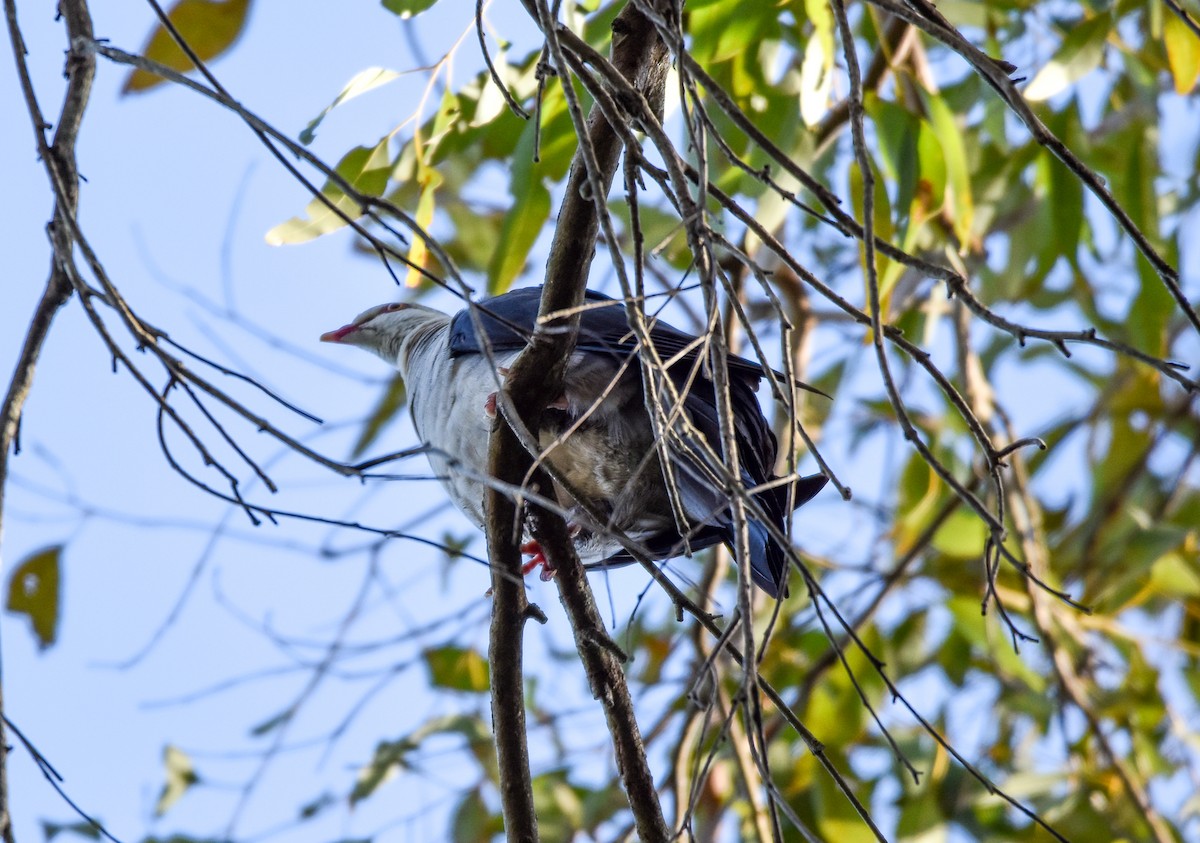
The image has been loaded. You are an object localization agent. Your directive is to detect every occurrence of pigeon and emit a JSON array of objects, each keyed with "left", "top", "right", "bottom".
[{"left": 321, "top": 286, "right": 827, "bottom": 597}]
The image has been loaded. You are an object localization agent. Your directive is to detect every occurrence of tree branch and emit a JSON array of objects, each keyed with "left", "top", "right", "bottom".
[
  {"left": 483, "top": 1, "right": 672, "bottom": 839},
  {"left": 0, "top": 0, "right": 95, "bottom": 837}
]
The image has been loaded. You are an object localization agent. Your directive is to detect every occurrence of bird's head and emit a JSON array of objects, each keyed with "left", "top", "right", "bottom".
[{"left": 320, "top": 301, "right": 447, "bottom": 370}]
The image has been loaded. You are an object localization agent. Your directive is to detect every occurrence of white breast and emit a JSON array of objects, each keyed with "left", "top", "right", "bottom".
[{"left": 404, "top": 331, "right": 520, "bottom": 528}]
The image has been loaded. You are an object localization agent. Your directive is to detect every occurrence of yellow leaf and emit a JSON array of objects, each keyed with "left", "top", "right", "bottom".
[
  {"left": 123, "top": 0, "right": 252, "bottom": 94},
  {"left": 1164, "top": 14, "right": 1200, "bottom": 94},
  {"left": 405, "top": 168, "right": 443, "bottom": 287}
]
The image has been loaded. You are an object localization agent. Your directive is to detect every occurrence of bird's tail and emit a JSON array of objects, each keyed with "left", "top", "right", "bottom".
[{"left": 747, "top": 472, "right": 829, "bottom": 597}]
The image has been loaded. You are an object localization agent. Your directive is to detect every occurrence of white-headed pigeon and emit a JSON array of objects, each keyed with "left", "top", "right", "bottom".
[{"left": 321, "top": 286, "right": 826, "bottom": 597}]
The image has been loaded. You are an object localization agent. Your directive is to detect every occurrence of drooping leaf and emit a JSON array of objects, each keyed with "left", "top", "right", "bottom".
[
  {"left": 452, "top": 788, "right": 504, "bottom": 842},
  {"left": 404, "top": 167, "right": 444, "bottom": 287},
  {"left": 265, "top": 137, "right": 392, "bottom": 244},
  {"left": 530, "top": 771, "right": 586, "bottom": 842},
  {"left": 300, "top": 67, "right": 402, "bottom": 145},
  {"left": 155, "top": 745, "right": 199, "bottom": 816},
  {"left": 351, "top": 373, "right": 406, "bottom": 459},
  {"left": 1164, "top": 13, "right": 1200, "bottom": 94},
  {"left": 799, "top": 0, "right": 834, "bottom": 126},
  {"left": 1024, "top": 13, "right": 1112, "bottom": 101},
  {"left": 123, "top": 0, "right": 253, "bottom": 94},
  {"left": 925, "top": 91, "right": 974, "bottom": 248},
  {"left": 486, "top": 114, "right": 551, "bottom": 293},
  {"left": 352, "top": 715, "right": 492, "bottom": 805},
  {"left": 6, "top": 545, "right": 61, "bottom": 650}
]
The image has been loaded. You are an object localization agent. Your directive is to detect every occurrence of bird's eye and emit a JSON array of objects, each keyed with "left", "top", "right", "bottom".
[{"left": 384, "top": 303, "right": 408, "bottom": 313}]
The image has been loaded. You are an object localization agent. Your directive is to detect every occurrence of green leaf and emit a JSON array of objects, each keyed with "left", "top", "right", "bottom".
[
  {"left": 925, "top": 92, "right": 974, "bottom": 247},
  {"left": 300, "top": 67, "right": 402, "bottom": 145},
  {"left": 353, "top": 715, "right": 492, "bottom": 805},
  {"left": 814, "top": 750, "right": 876, "bottom": 842},
  {"left": 123, "top": 0, "right": 252, "bottom": 94},
  {"left": 297, "top": 793, "right": 335, "bottom": 820},
  {"left": 423, "top": 645, "right": 490, "bottom": 692},
  {"left": 155, "top": 745, "right": 199, "bottom": 816},
  {"left": 849, "top": 149, "right": 896, "bottom": 307},
  {"left": 351, "top": 373, "right": 406, "bottom": 458},
  {"left": 452, "top": 789, "right": 504, "bottom": 842},
  {"left": 381, "top": 0, "right": 438, "bottom": 18},
  {"left": 351, "top": 739, "right": 414, "bottom": 805},
  {"left": 249, "top": 707, "right": 294, "bottom": 736},
  {"left": 1035, "top": 110, "right": 1085, "bottom": 273},
  {"left": 932, "top": 509, "right": 988, "bottom": 560},
  {"left": 531, "top": 771, "right": 586, "bottom": 842},
  {"left": 41, "top": 821, "right": 102, "bottom": 842},
  {"left": 1024, "top": 13, "right": 1112, "bottom": 101},
  {"left": 486, "top": 113, "right": 551, "bottom": 292},
  {"left": 265, "top": 137, "right": 392, "bottom": 244},
  {"left": 6, "top": 545, "right": 61, "bottom": 650},
  {"left": 947, "top": 596, "right": 1046, "bottom": 691},
  {"left": 1150, "top": 551, "right": 1200, "bottom": 599},
  {"left": 867, "top": 95, "right": 920, "bottom": 221}
]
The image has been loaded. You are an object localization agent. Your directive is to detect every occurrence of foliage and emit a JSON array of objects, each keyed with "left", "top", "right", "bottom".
[{"left": 6, "top": 0, "right": 1199, "bottom": 841}]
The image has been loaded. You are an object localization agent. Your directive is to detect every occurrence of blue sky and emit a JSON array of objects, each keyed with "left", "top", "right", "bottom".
[
  {"left": 4, "top": 2, "right": 1197, "bottom": 841},
  {"left": 3, "top": 4, "right": 539, "bottom": 840}
]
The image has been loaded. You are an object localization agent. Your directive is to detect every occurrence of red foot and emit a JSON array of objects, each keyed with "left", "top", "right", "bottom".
[
  {"left": 520, "top": 540, "right": 556, "bottom": 581},
  {"left": 484, "top": 392, "right": 498, "bottom": 418}
]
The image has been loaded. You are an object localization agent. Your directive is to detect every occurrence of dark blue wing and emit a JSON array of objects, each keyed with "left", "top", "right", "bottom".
[
  {"left": 447, "top": 286, "right": 767, "bottom": 380},
  {"left": 451, "top": 285, "right": 826, "bottom": 597}
]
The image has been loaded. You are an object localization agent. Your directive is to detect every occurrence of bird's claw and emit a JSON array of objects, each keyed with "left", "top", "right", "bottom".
[
  {"left": 484, "top": 367, "right": 568, "bottom": 419},
  {"left": 520, "top": 540, "right": 556, "bottom": 581}
]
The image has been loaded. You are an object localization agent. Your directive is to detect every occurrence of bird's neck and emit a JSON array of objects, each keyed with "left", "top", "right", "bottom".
[{"left": 394, "top": 317, "right": 449, "bottom": 381}]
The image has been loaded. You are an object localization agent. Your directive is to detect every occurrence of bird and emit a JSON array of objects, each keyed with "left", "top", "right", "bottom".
[{"left": 320, "top": 286, "right": 827, "bottom": 597}]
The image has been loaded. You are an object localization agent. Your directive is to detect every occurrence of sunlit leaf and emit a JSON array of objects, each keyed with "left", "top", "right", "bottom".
[
  {"left": 1164, "top": 13, "right": 1200, "bottom": 94},
  {"left": 424, "top": 645, "right": 490, "bottom": 692},
  {"left": 155, "top": 745, "right": 199, "bottom": 816},
  {"left": 531, "top": 771, "right": 586, "bottom": 842},
  {"left": 405, "top": 168, "right": 444, "bottom": 287},
  {"left": 799, "top": 0, "right": 834, "bottom": 125},
  {"left": 381, "top": 0, "right": 438, "bottom": 19},
  {"left": 932, "top": 509, "right": 988, "bottom": 560},
  {"left": 300, "top": 67, "right": 402, "bottom": 145},
  {"left": 6, "top": 545, "right": 61, "bottom": 650},
  {"left": 1024, "top": 13, "right": 1112, "bottom": 101},
  {"left": 265, "top": 137, "right": 392, "bottom": 244},
  {"left": 123, "top": 0, "right": 252, "bottom": 93}
]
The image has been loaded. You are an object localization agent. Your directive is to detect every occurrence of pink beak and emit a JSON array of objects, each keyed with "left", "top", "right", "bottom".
[{"left": 320, "top": 324, "right": 358, "bottom": 343}]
